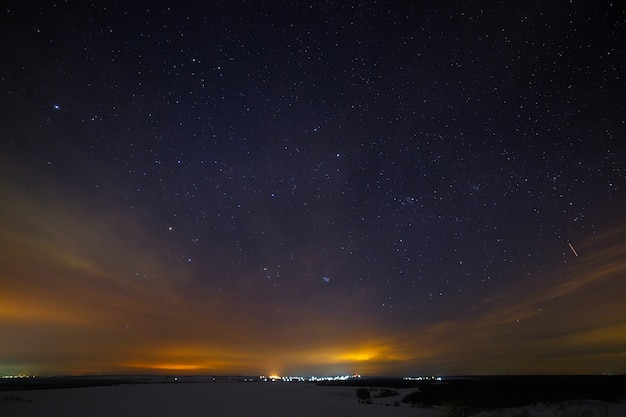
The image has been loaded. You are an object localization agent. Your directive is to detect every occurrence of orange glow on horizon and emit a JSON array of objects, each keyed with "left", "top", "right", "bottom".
[
  {"left": 337, "top": 350, "right": 376, "bottom": 362},
  {"left": 126, "top": 363, "right": 203, "bottom": 371},
  {"left": 2, "top": 181, "right": 626, "bottom": 376}
]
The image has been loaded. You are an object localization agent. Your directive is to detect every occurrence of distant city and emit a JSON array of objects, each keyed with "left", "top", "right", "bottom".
[
  {"left": 2, "top": 373, "right": 443, "bottom": 382},
  {"left": 262, "top": 375, "right": 442, "bottom": 382}
]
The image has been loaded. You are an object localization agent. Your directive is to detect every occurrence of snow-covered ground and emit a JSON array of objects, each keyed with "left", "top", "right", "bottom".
[
  {"left": 473, "top": 399, "right": 626, "bottom": 417},
  {"left": 2, "top": 382, "right": 625, "bottom": 417},
  {"left": 0, "top": 382, "right": 436, "bottom": 417}
]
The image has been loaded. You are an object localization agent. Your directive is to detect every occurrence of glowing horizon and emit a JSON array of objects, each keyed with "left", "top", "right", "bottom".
[
  {"left": 1, "top": 1, "right": 625, "bottom": 379},
  {"left": 2, "top": 185, "right": 626, "bottom": 376}
]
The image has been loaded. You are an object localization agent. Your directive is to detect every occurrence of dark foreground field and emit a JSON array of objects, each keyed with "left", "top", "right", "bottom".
[
  {"left": 321, "top": 375, "right": 626, "bottom": 409},
  {"left": 4, "top": 375, "right": 626, "bottom": 409},
  {"left": 0, "top": 375, "right": 250, "bottom": 391},
  {"left": 1, "top": 375, "right": 625, "bottom": 417}
]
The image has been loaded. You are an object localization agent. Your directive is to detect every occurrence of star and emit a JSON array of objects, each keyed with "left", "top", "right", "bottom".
[{"left": 1, "top": 0, "right": 624, "bottom": 377}]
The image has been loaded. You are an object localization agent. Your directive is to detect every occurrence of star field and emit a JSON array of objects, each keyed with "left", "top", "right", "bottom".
[{"left": 1, "top": 1, "right": 625, "bottom": 376}]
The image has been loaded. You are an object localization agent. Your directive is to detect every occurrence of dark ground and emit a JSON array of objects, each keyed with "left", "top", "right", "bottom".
[
  {"left": 0, "top": 375, "right": 257, "bottom": 391},
  {"left": 2, "top": 375, "right": 625, "bottom": 409},
  {"left": 320, "top": 375, "right": 626, "bottom": 408}
]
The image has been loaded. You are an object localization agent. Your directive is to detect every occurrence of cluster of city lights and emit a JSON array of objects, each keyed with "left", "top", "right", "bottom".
[
  {"left": 257, "top": 374, "right": 443, "bottom": 382},
  {"left": 403, "top": 376, "right": 442, "bottom": 381},
  {"left": 1, "top": 373, "right": 442, "bottom": 382},
  {"left": 260, "top": 374, "right": 361, "bottom": 382}
]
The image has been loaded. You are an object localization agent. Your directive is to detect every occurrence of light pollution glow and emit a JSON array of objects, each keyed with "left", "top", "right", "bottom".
[{"left": 1, "top": 182, "right": 625, "bottom": 376}]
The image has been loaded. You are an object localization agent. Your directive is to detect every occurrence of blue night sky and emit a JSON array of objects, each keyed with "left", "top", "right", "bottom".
[{"left": 1, "top": 1, "right": 625, "bottom": 376}]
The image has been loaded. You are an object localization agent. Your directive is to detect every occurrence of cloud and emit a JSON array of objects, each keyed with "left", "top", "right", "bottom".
[
  {"left": 2, "top": 178, "right": 625, "bottom": 375},
  {"left": 387, "top": 225, "right": 626, "bottom": 374}
]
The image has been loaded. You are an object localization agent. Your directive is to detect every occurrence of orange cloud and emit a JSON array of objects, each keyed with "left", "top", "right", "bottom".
[{"left": 2, "top": 178, "right": 626, "bottom": 376}]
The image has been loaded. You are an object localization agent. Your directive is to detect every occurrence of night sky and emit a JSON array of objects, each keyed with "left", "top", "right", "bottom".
[{"left": 1, "top": 1, "right": 625, "bottom": 377}]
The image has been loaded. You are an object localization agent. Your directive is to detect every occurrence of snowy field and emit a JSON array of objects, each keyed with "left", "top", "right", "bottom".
[
  {"left": 473, "top": 400, "right": 626, "bottom": 417},
  {"left": 2, "top": 382, "right": 625, "bottom": 417},
  {"left": 0, "top": 382, "right": 437, "bottom": 417}
]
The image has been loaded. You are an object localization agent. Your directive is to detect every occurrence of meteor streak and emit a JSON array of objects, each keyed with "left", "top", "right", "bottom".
[{"left": 568, "top": 242, "right": 579, "bottom": 257}]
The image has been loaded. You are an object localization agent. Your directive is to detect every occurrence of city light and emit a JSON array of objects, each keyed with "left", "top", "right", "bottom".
[
  {"left": 259, "top": 374, "right": 361, "bottom": 382},
  {"left": 403, "top": 376, "right": 442, "bottom": 381}
]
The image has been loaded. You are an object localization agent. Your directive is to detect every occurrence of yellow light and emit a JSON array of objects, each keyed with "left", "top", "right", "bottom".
[
  {"left": 155, "top": 364, "right": 203, "bottom": 370},
  {"left": 337, "top": 349, "right": 376, "bottom": 361}
]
